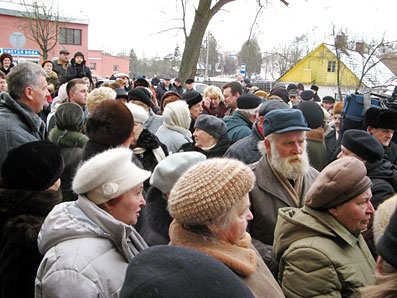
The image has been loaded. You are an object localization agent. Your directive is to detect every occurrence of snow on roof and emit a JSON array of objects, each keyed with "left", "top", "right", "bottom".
[{"left": 327, "top": 44, "right": 397, "bottom": 93}]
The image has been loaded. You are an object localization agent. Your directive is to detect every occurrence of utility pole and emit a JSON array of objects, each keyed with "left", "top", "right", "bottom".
[{"left": 204, "top": 32, "right": 210, "bottom": 81}]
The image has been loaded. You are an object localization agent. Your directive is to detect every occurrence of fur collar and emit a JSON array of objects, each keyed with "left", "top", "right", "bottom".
[
  {"left": 169, "top": 221, "right": 257, "bottom": 277},
  {"left": 306, "top": 127, "right": 324, "bottom": 142},
  {"left": 49, "top": 127, "right": 88, "bottom": 148},
  {"left": 0, "top": 187, "right": 62, "bottom": 224},
  {"left": 135, "top": 129, "right": 164, "bottom": 150}
]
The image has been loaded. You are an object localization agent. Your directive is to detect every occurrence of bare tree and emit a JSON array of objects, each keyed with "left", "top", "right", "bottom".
[
  {"left": 239, "top": 36, "right": 262, "bottom": 77},
  {"left": 331, "top": 25, "right": 346, "bottom": 100},
  {"left": 18, "top": 0, "right": 66, "bottom": 60},
  {"left": 176, "top": 0, "right": 288, "bottom": 84}
]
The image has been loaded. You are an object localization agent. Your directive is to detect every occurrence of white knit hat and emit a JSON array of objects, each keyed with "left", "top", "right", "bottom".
[
  {"left": 72, "top": 147, "right": 151, "bottom": 204},
  {"left": 150, "top": 152, "right": 207, "bottom": 194},
  {"left": 125, "top": 102, "right": 149, "bottom": 124}
]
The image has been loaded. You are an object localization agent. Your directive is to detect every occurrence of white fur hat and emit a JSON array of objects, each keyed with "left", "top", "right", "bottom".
[
  {"left": 73, "top": 147, "right": 151, "bottom": 204},
  {"left": 125, "top": 102, "right": 149, "bottom": 124},
  {"left": 150, "top": 152, "right": 206, "bottom": 194}
]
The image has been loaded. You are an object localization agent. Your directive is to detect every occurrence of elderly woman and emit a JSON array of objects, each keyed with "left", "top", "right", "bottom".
[
  {"left": 155, "top": 100, "right": 192, "bottom": 153},
  {"left": 202, "top": 85, "right": 228, "bottom": 118},
  {"left": 86, "top": 86, "right": 117, "bottom": 113},
  {"left": 0, "top": 53, "right": 14, "bottom": 75},
  {"left": 35, "top": 147, "right": 150, "bottom": 297},
  {"left": 179, "top": 114, "right": 231, "bottom": 157},
  {"left": 167, "top": 158, "right": 285, "bottom": 298},
  {"left": 41, "top": 60, "right": 61, "bottom": 92}
]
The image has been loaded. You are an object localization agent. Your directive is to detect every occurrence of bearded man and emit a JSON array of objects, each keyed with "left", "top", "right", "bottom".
[{"left": 249, "top": 109, "right": 319, "bottom": 251}]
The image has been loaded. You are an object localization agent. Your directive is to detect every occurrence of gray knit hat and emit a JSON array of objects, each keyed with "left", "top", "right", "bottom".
[
  {"left": 194, "top": 114, "right": 226, "bottom": 139},
  {"left": 55, "top": 102, "right": 84, "bottom": 131},
  {"left": 73, "top": 147, "right": 151, "bottom": 204},
  {"left": 150, "top": 152, "right": 207, "bottom": 194},
  {"left": 168, "top": 158, "right": 255, "bottom": 225}
]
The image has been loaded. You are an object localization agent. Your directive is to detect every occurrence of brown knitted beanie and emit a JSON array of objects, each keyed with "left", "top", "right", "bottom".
[{"left": 168, "top": 158, "right": 255, "bottom": 225}]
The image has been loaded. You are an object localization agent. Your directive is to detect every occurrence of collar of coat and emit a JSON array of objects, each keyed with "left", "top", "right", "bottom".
[
  {"left": 0, "top": 92, "right": 45, "bottom": 136},
  {"left": 169, "top": 220, "right": 257, "bottom": 277}
]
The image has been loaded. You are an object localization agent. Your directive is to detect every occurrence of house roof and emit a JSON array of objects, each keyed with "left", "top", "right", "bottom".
[{"left": 325, "top": 43, "right": 397, "bottom": 90}]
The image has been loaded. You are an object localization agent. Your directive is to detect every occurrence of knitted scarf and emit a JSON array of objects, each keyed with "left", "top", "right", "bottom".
[
  {"left": 266, "top": 154, "right": 304, "bottom": 207},
  {"left": 169, "top": 221, "right": 257, "bottom": 277}
]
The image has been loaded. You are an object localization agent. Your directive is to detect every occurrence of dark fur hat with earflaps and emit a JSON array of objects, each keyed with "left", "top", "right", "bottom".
[{"left": 364, "top": 107, "right": 397, "bottom": 130}]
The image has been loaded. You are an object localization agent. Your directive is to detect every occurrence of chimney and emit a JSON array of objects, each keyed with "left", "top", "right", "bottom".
[
  {"left": 336, "top": 33, "right": 347, "bottom": 50},
  {"left": 355, "top": 41, "right": 366, "bottom": 55}
]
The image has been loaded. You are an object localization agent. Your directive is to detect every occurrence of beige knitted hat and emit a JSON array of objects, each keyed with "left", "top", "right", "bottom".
[{"left": 168, "top": 158, "right": 255, "bottom": 225}]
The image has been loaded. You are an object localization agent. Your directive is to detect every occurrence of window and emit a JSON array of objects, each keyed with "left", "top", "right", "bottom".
[
  {"left": 327, "top": 61, "right": 336, "bottom": 72},
  {"left": 113, "top": 65, "right": 119, "bottom": 71},
  {"left": 89, "top": 63, "right": 96, "bottom": 70},
  {"left": 59, "top": 28, "right": 82, "bottom": 45}
]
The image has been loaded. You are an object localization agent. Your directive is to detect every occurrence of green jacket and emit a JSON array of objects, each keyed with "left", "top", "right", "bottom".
[
  {"left": 223, "top": 111, "right": 253, "bottom": 143},
  {"left": 273, "top": 206, "right": 375, "bottom": 298}
]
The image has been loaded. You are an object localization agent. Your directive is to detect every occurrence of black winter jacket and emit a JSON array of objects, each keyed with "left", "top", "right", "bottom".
[
  {"left": 367, "top": 158, "right": 397, "bottom": 209},
  {"left": 65, "top": 58, "right": 93, "bottom": 85},
  {"left": 0, "top": 185, "right": 61, "bottom": 298}
]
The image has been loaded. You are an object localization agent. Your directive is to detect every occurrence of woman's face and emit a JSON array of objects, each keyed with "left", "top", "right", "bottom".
[
  {"left": 43, "top": 62, "right": 53, "bottom": 73},
  {"left": 2, "top": 57, "right": 11, "bottom": 68},
  {"left": 75, "top": 56, "right": 84, "bottom": 64},
  {"left": 193, "top": 128, "right": 216, "bottom": 148},
  {"left": 214, "top": 194, "right": 253, "bottom": 245},
  {"left": 131, "top": 122, "right": 144, "bottom": 146},
  {"left": 209, "top": 96, "right": 220, "bottom": 108},
  {"left": 110, "top": 183, "right": 146, "bottom": 225},
  {"left": 189, "top": 102, "right": 203, "bottom": 120}
]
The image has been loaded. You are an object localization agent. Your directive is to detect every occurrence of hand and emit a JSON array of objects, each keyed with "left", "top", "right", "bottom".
[{"left": 202, "top": 97, "right": 211, "bottom": 109}]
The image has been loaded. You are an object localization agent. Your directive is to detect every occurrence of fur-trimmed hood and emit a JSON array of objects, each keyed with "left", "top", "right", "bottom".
[
  {"left": 306, "top": 127, "right": 324, "bottom": 142},
  {"left": 0, "top": 186, "right": 62, "bottom": 228},
  {"left": 49, "top": 127, "right": 89, "bottom": 148}
]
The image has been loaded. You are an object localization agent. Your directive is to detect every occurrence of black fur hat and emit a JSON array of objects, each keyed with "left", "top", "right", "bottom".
[{"left": 364, "top": 107, "right": 397, "bottom": 130}]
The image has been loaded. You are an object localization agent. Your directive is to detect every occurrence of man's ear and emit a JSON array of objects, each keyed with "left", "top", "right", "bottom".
[
  {"left": 264, "top": 138, "right": 271, "bottom": 155},
  {"left": 376, "top": 255, "right": 383, "bottom": 274},
  {"left": 24, "top": 86, "right": 34, "bottom": 101}
]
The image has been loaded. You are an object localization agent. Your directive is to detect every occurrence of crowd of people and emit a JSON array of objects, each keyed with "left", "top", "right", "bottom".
[{"left": 0, "top": 48, "right": 397, "bottom": 298}]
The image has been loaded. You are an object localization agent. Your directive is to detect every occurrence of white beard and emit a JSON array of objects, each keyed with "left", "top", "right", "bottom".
[{"left": 269, "top": 141, "right": 309, "bottom": 180}]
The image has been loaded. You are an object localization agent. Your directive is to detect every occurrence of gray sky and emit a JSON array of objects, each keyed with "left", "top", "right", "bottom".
[{"left": 55, "top": 0, "right": 397, "bottom": 58}]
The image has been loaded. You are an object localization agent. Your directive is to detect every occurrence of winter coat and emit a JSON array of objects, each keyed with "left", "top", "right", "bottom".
[
  {"left": 35, "top": 196, "right": 148, "bottom": 298},
  {"left": 0, "top": 63, "right": 14, "bottom": 76},
  {"left": 48, "top": 127, "right": 89, "bottom": 201},
  {"left": 202, "top": 101, "right": 228, "bottom": 119},
  {"left": 144, "top": 110, "right": 163, "bottom": 135},
  {"left": 384, "top": 141, "right": 397, "bottom": 165},
  {"left": 223, "top": 111, "right": 254, "bottom": 144},
  {"left": 65, "top": 58, "right": 93, "bottom": 85},
  {"left": 224, "top": 121, "right": 263, "bottom": 164},
  {"left": 46, "top": 71, "right": 61, "bottom": 91},
  {"left": 366, "top": 158, "right": 397, "bottom": 209},
  {"left": 324, "top": 127, "right": 337, "bottom": 162},
  {"left": 248, "top": 155, "right": 318, "bottom": 247},
  {"left": 0, "top": 186, "right": 61, "bottom": 298},
  {"left": 139, "top": 186, "right": 173, "bottom": 246},
  {"left": 169, "top": 221, "right": 285, "bottom": 298},
  {"left": 306, "top": 127, "right": 327, "bottom": 171},
  {"left": 179, "top": 133, "right": 231, "bottom": 158},
  {"left": 155, "top": 82, "right": 175, "bottom": 102},
  {"left": 274, "top": 206, "right": 376, "bottom": 298},
  {"left": 155, "top": 125, "right": 193, "bottom": 154},
  {"left": 172, "top": 83, "right": 184, "bottom": 96},
  {"left": 0, "top": 92, "right": 46, "bottom": 169},
  {"left": 53, "top": 59, "right": 69, "bottom": 84}
]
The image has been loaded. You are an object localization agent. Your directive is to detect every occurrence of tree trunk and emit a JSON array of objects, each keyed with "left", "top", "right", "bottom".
[{"left": 178, "top": 0, "right": 234, "bottom": 85}]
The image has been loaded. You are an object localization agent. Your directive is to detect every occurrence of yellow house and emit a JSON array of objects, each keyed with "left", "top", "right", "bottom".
[
  {"left": 277, "top": 43, "right": 397, "bottom": 91},
  {"left": 279, "top": 43, "right": 364, "bottom": 87}
]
